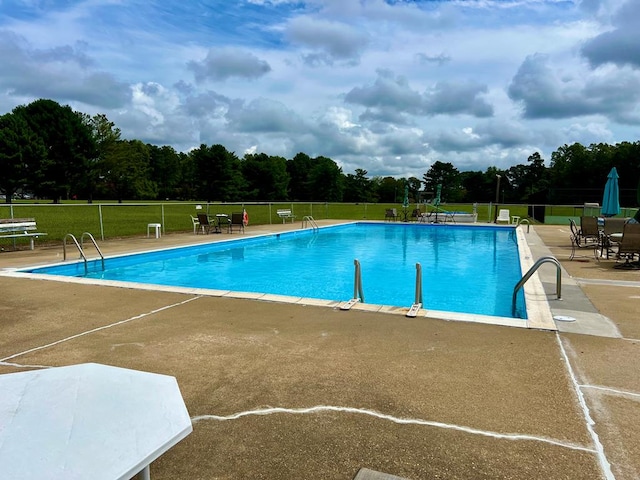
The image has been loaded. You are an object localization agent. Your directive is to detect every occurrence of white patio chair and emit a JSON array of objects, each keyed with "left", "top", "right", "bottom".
[{"left": 496, "top": 209, "right": 510, "bottom": 224}]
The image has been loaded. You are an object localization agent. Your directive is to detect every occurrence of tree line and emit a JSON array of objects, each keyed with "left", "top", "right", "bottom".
[{"left": 1, "top": 99, "right": 639, "bottom": 206}]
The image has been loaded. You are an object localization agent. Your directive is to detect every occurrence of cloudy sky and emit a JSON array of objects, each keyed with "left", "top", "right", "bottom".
[{"left": 1, "top": 0, "right": 639, "bottom": 178}]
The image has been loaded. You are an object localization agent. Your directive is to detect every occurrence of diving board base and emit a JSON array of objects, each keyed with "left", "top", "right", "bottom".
[
  {"left": 340, "top": 298, "right": 360, "bottom": 310},
  {"left": 406, "top": 303, "right": 422, "bottom": 318}
]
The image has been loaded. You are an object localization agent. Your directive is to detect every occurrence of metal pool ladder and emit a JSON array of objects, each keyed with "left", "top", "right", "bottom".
[
  {"left": 407, "top": 263, "right": 423, "bottom": 318},
  {"left": 512, "top": 256, "right": 561, "bottom": 317},
  {"left": 63, "top": 232, "right": 105, "bottom": 274},
  {"left": 340, "top": 259, "right": 364, "bottom": 310},
  {"left": 302, "top": 216, "right": 318, "bottom": 230}
]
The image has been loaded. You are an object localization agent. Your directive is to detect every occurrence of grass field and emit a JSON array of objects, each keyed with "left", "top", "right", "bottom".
[
  {"left": 0, "top": 201, "right": 476, "bottom": 242},
  {"left": 1, "top": 200, "right": 636, "bottom": 246}
]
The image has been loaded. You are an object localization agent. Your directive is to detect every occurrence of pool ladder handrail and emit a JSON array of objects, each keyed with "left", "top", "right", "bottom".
[
  {"left": 512, "top": 256, "right": 561, "bottom": 317},
  {"left": 407, "top": 263, "right": 423, "bottom": 318},
  {"left": 63, "top": 232, "right": 105, "bottom": 274},
  {"left": 340, "top": 259, "right": 364, "bottom": 310},
  {"left": 517, "top": 218, "right": 531, "bottom": 233},
  {"left": 302, "top": 215, "right": 318, "bottom": 230},
  {"left": 81, "top": 232, "right": 105, "bottom": 271},
  {"left": 341, "top": 260, "right": 425, "bottom": 315}
]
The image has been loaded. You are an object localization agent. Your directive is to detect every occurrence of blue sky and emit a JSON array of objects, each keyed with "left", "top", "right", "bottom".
[{"left": 1, "top": 0, "right": 639, "bottom": 177}]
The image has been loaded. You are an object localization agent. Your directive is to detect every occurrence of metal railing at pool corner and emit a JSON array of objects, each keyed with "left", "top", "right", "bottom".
[
  {"left": 517, "top": 218, "right": 531, "bottom": 233},
  {"left": 512, "top": 256, "right": 561, "bottom": 317}
]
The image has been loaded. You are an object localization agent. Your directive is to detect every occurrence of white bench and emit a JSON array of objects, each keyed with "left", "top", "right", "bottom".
[
  {"left": 0, "top": 218, "right": 47, "bottom": 250},
  {"left": 277, "top": 209, "right": 296, "bottom": 223}
]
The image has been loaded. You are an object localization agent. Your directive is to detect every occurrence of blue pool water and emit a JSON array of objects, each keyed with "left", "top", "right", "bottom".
[{"left": 26, "top": 223, "right": 526, "bottom": 319}]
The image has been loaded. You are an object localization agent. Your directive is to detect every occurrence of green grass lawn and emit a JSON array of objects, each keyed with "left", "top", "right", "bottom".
[
  {"left": 2, "top": 202, "right": 410, "bottom": 242},
  {"left": 2, "top": 200, "right": 635, "bottom": 246}
]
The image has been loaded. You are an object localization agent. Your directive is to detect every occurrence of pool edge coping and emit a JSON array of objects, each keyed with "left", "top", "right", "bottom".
[{"left": 1, "top": 221, "right": 556, "bottom": 330}]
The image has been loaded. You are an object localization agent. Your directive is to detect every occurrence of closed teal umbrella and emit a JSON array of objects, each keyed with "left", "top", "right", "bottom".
[
  {"left": 601, "top": 167, "right": 620, "bottom": 217},
  {"left": 401, "top": 184, "right": 410, "bottom": 221},
  {"left": 433, "top": 184, "right": 442, "bottom": 222},
  {"left": 434, "top": 184, "right": 442, "bottom": 207}
]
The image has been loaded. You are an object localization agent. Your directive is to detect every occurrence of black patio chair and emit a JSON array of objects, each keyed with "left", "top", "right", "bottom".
[
  {"left": 615, "top": 222, "right": 640, "bottom": 269},
  {"left": 569, "top": 218, "right": 599, "bottom": 261}
]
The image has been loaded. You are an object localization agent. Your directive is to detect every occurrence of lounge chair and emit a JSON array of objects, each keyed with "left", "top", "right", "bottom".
[
  {"left": 615, "top": 222, "right": 640, "bottom": 269},
  {"left": 229, "top": 212, "right": 245, "bottom": 233},
  {"left": 384, "top": 208, "right": 398, "bottom": 222},
  {"left": 411, "top": 208, "right": 422, "bottom": 222},
  {"left": 496, "top": 209, "right": 510, "bottom": 224}
]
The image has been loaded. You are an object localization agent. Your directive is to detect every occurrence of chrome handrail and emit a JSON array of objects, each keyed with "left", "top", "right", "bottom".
[
  {"left": 353, "top": 259, "right": 364, "bottom": 303},
  {"left": 518, "top": 218, "right": 531, "bottom": 233},
  {"left": 407, "top": 263, "right": 423, "bottom": 318},
  {"left": 512, "top": 256, "right": 561, "bottom": 317},
  {"left": 340, "top": 259, "right": 365, "bottom": 310},
  {"left": 80, "top": 232, "right": 105, "bottom": 271},
  {"left": 302, "top": 215, "right": 319, "bottom": 230},
  {"left": 63, "top": 233, "right": 88, "bottom": 274},
  {"left": 414, "top": 263, "right": 423, "bottom": 305}
]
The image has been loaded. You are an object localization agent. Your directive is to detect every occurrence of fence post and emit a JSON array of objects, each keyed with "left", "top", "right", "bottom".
[
  {"left": 161, "top": 204, "right": 165, "bottom": 234},
  {"left": 99, "top": 204, "right": 104, "bottom": 241}
]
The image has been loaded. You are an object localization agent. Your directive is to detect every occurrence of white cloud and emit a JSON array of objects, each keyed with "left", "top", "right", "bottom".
[
  {"left": 508, "top": 53, "right": 640, "bottom": 123},
  {"left": 226, "top": 97, "right": 306, "bottom": 133},
  {"left": 0, "top": 30, "right": 130, "bottom": 108},
  {"left": 188, "top": 47, "right": 272, "bottom": 82},
  {"left": 285, "top": 16, "right": 370, "bottom": 66},
  {"left": 581, "top": 0, "right": 640, "bottom": 69},
  {"left": 0, "top": 0, "right": 638, "bottom": 176}
]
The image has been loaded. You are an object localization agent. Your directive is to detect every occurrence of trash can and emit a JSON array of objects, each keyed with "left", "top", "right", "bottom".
[{"left": 528, "top": 205, "right": 546, "bottom": 223}]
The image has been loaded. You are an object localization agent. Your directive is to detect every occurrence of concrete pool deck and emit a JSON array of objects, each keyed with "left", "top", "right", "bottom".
[{"left": 1, "top": 221, "right": 639, "bottom": 479}]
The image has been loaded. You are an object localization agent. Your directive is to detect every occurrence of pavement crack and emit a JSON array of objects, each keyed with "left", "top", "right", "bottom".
[
  {"left": 580, "top": 385, "right": 640, "bottom": 400},
  {"left": 557, "top": 333, "right": 615, "bottom": 479},
  {"left": 192, "top": 405, "right": 596, "bottom": 454}
]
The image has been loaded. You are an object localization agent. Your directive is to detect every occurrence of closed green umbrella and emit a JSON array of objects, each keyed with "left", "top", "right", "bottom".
[
  {"left": 433, "top": 184, "right": 442, "bottom": 222},
  {"left": 401, "top": 184, "right": 409, "bottom": 221},
  {"left": 601, "top": 167, "right": 620, "bottom": 217}
]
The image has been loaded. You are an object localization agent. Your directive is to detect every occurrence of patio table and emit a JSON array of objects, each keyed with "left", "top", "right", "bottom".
[
  {"left": 215, "top": 213, "right": 230, "bottom": 233},
  {"left": 609, "top": 233, "right": 623, "bottom": 241},
  {"left": 601, "top": 232, "right": 623, "bottom": 259},
  {"left": 0, "top": 363, "right": 192, "bottom": 480}
]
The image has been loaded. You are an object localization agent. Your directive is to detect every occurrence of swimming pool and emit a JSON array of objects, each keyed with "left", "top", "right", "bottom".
[{"left": 23, "top": 223, "right": 527, "bottom": 319}]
